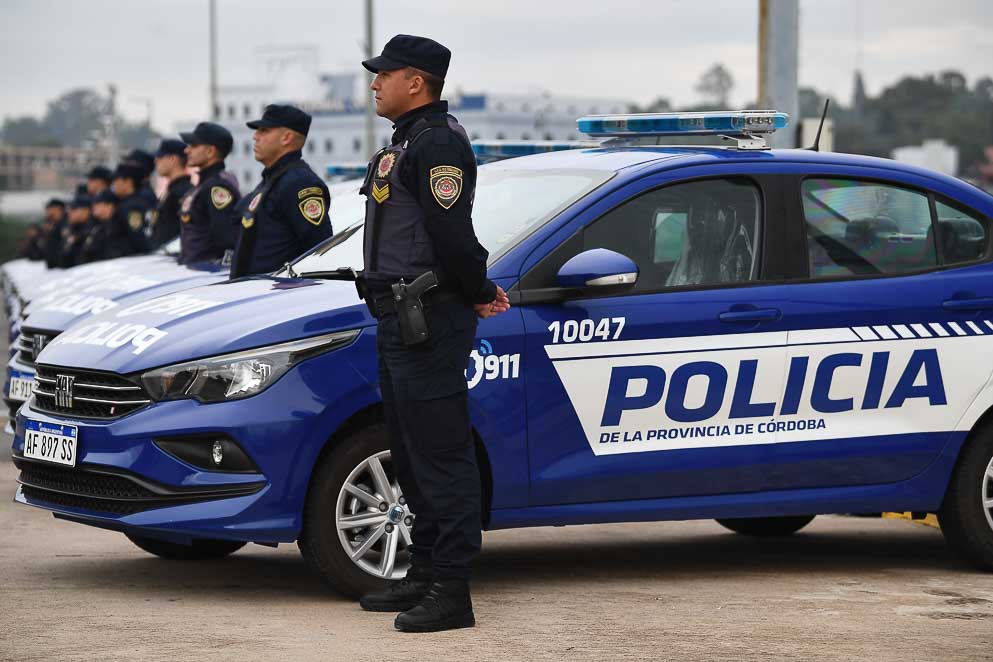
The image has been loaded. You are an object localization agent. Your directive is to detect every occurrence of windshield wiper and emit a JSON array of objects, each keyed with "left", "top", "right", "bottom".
[{"left": 296, "top": 267, "right": 358, "bottom": 281}]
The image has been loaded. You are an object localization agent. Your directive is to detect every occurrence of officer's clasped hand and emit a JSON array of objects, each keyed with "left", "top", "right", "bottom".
[{"left": 473, "top": 285, "right": 511, "bottom": 319}]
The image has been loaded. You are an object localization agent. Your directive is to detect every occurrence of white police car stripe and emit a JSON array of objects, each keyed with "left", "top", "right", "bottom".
[{"left": 546, "top": 320, "right": 993, "bottom": 456}]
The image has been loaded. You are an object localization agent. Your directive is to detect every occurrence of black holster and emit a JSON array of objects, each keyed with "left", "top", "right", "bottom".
[{"left": 392, "top": 271, "right": 439, "bottom": 345}]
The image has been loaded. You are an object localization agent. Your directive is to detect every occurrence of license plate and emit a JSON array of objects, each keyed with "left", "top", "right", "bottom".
[
  {"left": 23, "top": 419, "right": 78, "bottom": 467},
  {"left": 9, "top": 372, "right": 36, "bottom": 402}
]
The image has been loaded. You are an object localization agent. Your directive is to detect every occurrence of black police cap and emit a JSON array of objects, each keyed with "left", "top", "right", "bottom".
[
  {"left": 179, "top": 122, "right": 234, "bottom": 157},
  {"left": 70, "top": 194, "right": 93, "bottom": 209},
  {"left": 94, "top": 189, "right": 118, "bottom": 205},
  {"left": 75, "top": 182, "right": 88, "bottom": 197},
  {"left": 156, "top": 138, "right": 187, "bottom": 158},
  {"left": 113, "top": 163, "right": 145, "bottom": 184},
  {"left": 125, "top": 149, "right": 155, "bottom": 176},
  {"left": 362, "top": 34, "right": 451, "bottom": 79},
  {"left": 246, "top": 104, "right": 312, "bottom": 137},
  {"left": 87, "top": 166, "right": 113, "bottom": 182},
  {"left": 45, "top": 198, "right": 65, "bottom": 209}
]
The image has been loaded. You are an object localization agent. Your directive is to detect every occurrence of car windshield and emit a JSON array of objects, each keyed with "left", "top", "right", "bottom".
[{"left": 284, "top": 163, "right": 613, "bottom": 275}]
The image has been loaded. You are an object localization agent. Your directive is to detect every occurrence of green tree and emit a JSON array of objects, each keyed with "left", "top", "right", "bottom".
[{"left": 695, "top": 64, "right": 734, "bottom": 107}]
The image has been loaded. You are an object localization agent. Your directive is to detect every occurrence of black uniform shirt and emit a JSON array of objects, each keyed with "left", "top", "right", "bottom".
[
  {"left": 152, "top": 175, "right": 192, "bottom": 247},
  {"left": 230, "top": 150, "right": 333, "bottom": 278},
  {"left": 180, "top": 161, "right": 240, "bottom": 264},
  {"left": 391, "top": 101, "right": 496, "bottom": 304},
  {"left": 107, "top": 193, "right": 152, "bottom": 258}
]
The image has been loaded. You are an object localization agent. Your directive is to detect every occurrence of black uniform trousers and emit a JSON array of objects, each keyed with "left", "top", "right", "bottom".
[{"left": 375, "top": 295, "right": 482, "bottom": 581}]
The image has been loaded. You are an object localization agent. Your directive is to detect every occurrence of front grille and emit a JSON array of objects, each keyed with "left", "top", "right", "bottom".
[
  {"left": 15, "top": 328, "right": 58, "bottom": 367},
  {"left": 14, "top": 457, "right": 266, "bottom": 516},
  {"left": 32, "top": 364, "right": 151, "bottom": 420}
]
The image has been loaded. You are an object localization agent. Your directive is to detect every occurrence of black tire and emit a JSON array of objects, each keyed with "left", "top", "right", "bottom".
[
  {"left": 126, "top": 534, "right": 246, "bottom": 560},
  {"left": 938, "top": 426, "right": 993, "bottom": 570},
  {"left": 297, "top": 423, "right": 399, "bottom": 599},
  {"left": 715, "top": 515, "right": 816, "bottom": 537}
]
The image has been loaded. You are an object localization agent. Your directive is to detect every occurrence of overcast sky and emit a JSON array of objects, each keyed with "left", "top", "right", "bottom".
[{"left": 1, "top": 0, "right": 991, "bottom": 134}]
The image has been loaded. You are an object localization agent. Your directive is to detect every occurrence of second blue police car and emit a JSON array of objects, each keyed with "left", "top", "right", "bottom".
[{"left": 12, "top": 111, "right": 993, "bottom": 597}]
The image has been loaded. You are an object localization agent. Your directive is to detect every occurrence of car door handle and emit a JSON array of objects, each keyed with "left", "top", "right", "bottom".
[
  {"left": 718, "top": 308, "right": 781, "bottom": 323},
  {"left": 942, "top": 298, "right": 993, "bottom": 311}
]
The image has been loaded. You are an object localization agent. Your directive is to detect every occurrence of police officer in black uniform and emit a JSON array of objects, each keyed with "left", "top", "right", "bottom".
[
  {"left": 59, "top": 193, "right": 94, "bottom": 268},
  {"left": 150, "top": 139, "right": 193, "bottom": 247},
  {"left": 85, "top": 166, "right": 113, "bottom": 197},
  {"left": 124, "top": 149, "right": 160, "bottom": 208},
  {"left": 355, "top": 34, "right": 509, "bottom": 633},
  {"left": 79, "top": 189, "right": 118, "bottom": 264},
  {"left": 40, "top": 198, "right": 67, "bottom": 268},
  {"left": 177, "top": 122, "right": 240, "bottom": 264},
  {"left": 230, "top": 104, "right": 333, "bottom": 278},
  {"left": 107, "top": 163, "right": 152, "bottom": 258}
]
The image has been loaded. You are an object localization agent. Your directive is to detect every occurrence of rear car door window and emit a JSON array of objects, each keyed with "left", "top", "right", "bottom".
[{"left": 802, "top": 178, "right": 936, "bottom": 277}]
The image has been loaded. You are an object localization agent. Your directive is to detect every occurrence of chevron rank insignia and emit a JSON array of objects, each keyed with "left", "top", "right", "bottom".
[
  {"left": 242, "top": 217, "right": 254, "bottom": 229},
  {"left": 298, "top": 197, "right": 325, "bottom": 225},
  {"left": 211, "top": 186, "right": 233, "bottom": 210},
  {"left": 128, "top": 210, "right": 143, "bottom": 231},
  {"left": 371, "top": 181, "right": 390, "bottom": 203}
]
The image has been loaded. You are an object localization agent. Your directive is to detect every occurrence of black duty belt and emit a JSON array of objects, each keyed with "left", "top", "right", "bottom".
[{"left": 369, "top": 286, "right": 461, "bottom": 319}]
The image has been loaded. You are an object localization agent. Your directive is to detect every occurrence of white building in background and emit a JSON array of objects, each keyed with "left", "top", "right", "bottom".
[
  {"left": 212, "top": 72, "right": 631, "bottom": 190},
  {"left": 892, "top": 139, "right": 959, "bottom": 177}
]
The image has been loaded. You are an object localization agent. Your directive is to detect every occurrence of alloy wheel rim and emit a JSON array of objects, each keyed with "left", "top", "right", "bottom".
[
  {"left": 984, "top": 456, "right": 993, "bottom": 534},
  {"left": 335, "top": 450, "right": 412, "bottom": 580}
]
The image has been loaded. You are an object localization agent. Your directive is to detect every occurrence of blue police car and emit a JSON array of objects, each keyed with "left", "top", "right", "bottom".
[{"left": 12, "top": 111, "right": 993, "bottom": 598}]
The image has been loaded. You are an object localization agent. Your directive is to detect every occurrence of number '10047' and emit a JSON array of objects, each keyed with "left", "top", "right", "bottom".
[{"left": 548, "top": 318, "right": 625, "bottom": 344}]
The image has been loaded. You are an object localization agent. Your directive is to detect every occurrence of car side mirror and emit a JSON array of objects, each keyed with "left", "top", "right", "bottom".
[{"left": 556, "top": 248, "right": 639, "bottom": 289}]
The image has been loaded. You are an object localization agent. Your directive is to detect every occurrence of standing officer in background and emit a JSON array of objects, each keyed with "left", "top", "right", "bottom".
[
  {"left": 85, "top": 166, "right": 113, "bottom": 197},
  {"left": 40, "top": 198, "right": 67, "bottom": 268},
  {"left": 178, "top": 122, "right": 240, "bottom": 264},
  {"left": 79, "top": 189, "right": 117, "bottom": 264},
  {"left": 150, "top": 139, "right": 192, "bottom": 247},
  {"left": 355, "top": 34, "right": 509, "bottom": 633},
  {"left": 59, "top": 193, "right": 93, "bottom": 268},
  {"left": 230, "top": 104, "right": 332, "bottom": 278},
  {"left": 124, "top": 149, "right": 159, "bottom": 208},
  {"left": 107, "top": 163, "right": 152, "bottom": 258}
]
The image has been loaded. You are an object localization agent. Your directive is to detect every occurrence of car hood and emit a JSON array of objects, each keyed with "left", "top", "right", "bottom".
[
  {"left": 37, "top": 275, "right": 371, "bottom": 372},
  {"left": 22, "top": 258, "right": 227, "bottom": 335}
]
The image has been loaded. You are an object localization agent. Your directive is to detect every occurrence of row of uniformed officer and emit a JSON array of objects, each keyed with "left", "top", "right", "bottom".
[{"left": 355, "top": 34, "right": 510, "bottom": 633}]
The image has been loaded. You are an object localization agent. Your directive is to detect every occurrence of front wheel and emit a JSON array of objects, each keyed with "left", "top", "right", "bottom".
[
  {"left": 298, "top": 423, "right": 412, "bottom": 598},
  {"left": 938, "top": 427, "right": 993, "bottom": 570},
  {"left": 715, "top": 515, "right": 816, "bottom": 537},
  {"left": 126, "top": 534, "right": 246, "bottom": 560}
]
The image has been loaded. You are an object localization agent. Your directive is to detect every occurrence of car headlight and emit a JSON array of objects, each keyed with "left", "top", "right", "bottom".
[{"left": 140, "top": 329, "right": 360, "bottom": 403}]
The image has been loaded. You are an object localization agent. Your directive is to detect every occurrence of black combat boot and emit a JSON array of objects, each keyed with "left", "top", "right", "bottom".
[
  {"left": 359, "top": 567, "right": 432, "bottom": 612},
  {"left": 394, "top": 579, "right": 475, "bottom": 632}
]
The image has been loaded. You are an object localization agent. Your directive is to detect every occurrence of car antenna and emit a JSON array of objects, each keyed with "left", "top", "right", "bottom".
[{"left": 807, "top": 98, "right": 831, "bottom": 151}]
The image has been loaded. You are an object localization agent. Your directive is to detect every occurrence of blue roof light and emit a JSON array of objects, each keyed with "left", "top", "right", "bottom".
[
  {"left": 577, "top": 110, "right": 789, "bottom": 138},
  {"left": 472, "top": 140, "right": 600, "bottom": 163},
  {"left": 325, "top": 164, "right": 368, "bottom": 178}
]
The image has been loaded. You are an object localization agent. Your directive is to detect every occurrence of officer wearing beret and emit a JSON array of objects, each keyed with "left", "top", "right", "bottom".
[
  {"left": 85, "top": 166, "right": 112, "bottom": 197},
  {"left": 230, "top": 104, "right": 333, "bottom": 278},
  {"left": 79, "top": 189, "right": 117, "bottom": 264},
  {"left": 40, "top": 198, "right": 67, "bottom": 268},
  {"left": 150, "top": 139, "right": 193, "bottom": 247},
  {"left": 59, "top": 194, "right": 94, "bottom": 268},
  {"left": 354, "top": 34, "right": 509, "bottom": 633},
  {"left": 177, "top": 122, "right": 241, "bottom": 264},
  {"left": 108, "top": 163, "right": 153, "bottom": 258}
]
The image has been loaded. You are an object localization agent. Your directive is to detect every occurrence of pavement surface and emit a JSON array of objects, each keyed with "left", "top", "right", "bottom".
[{"left": 1, "top": 315, "right": 993, "bottom": 662}]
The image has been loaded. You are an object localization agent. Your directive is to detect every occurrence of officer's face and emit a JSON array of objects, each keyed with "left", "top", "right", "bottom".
[
  {"left": 44, "top": 206, "right": 64, "bottom": 223},
  {"left": 252, "top": 127, "right": 282, "bottom": 165},
  {"left": 185, "top": 143, "right": 214, "bottom": 168},
  {"left": 93, "top": 202, "right": 113, "bottom": 221},
  {"left": 86, "top": 179, "right": 107, "bottom": 196},
  {"left": 370, "top": 68, "right": 412, "bottom": 120},
  {"left": 68, "top": 207, "right": 90, "bottom": 225},
  {"left": 155, "top": 154, "right": 177, "bottom": 177},
  {"left": 112, "top": 177, "right": 134, "bottom": 198}
]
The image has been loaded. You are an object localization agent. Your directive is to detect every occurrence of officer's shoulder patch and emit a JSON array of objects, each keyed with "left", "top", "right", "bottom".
[
  {"left": 297, "top": 186, "right": 323, "bottom": 200},
  {"left": 210, "top": 186, "right": 233, "bottom": 210},
  {"left": 429, "top": 165, "right": 463, "bottom": 210},
  {"left": 376, "top": 152, "right": 397, "bottom": 179},
  {"left": 128, "top": 210, "right": 144, "bottom": 231},
  {"left": 298, "top": 197, "right": 325, "bottom": 226}
]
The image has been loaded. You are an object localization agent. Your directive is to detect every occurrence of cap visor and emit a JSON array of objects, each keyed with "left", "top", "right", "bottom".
[
  {"left": 246, "top": 119, "right": 282, "bottom": 130},
  {"left": 178, "top": 132, "right": 201, "bottom": 145},
  {"left": 362, "top": 54, "right": 406, "bottom": 73}
]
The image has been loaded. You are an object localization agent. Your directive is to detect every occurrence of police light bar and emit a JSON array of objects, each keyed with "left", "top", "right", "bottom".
[
  {"left": 471, "top": 140, "right": 600, "bottom": 161},
  {"left": 577, "top": 110, "right": 789, "bottom": 138},
  {"left": 325, "top": 164, "right": 368, "bottom": 178}
]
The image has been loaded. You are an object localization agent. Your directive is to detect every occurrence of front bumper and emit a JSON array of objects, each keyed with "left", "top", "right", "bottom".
[{"left": 11, "top": 354, "right": 374, "bottom": 544}]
